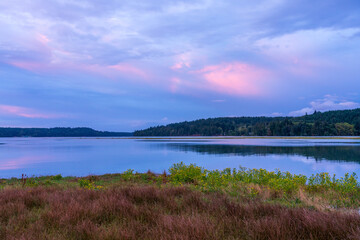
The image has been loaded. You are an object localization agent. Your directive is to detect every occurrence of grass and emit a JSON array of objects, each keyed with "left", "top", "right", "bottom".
[{"left": 1, "top": 163, "right": 360, "bottom": 239}]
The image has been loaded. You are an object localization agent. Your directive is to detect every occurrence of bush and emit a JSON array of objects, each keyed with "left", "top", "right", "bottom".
[
  {"left": 51, "top": 174, "right": 63, "bottom": 181},
  {"left": 122, "top": 169, "right": 135, "bottom": 181},
  {"left": 78, "top": 179, "right": 103, "bottom": 190},
  {"left": 169, "top": 162, "right": 204, "bottom": 184},
  {"left": 168, "top": 163, "right": 360, "bottom": 199}
]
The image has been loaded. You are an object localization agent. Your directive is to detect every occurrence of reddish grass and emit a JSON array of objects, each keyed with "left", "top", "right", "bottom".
[{"left": 0, "top": 186, "right": 359, "bottom": 240}]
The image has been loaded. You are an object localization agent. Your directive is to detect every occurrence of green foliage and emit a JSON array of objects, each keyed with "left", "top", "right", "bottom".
[
  {"left": 26, "top": 178, "right": 39, "bottom": 187},
  {"left": 168, "top": 163, "right": 360, "bottom": 201},
  {"left": 79, "top": 179, "right": 93, "bottom": 189},
  {"left": 51, "top": 174, "right": 63, "bottom": 181},
  {"left": 168, "top": 163, "right": 308, "bottom": 193},
  {"left": 134, "top": 108, "right": 360, "bottom": 136},
  {"left": 122, "top": 169, "right": 135, "bottom": 181},
  {"left": 335, "top": 123, "right": 355, "bottom": 136},
  {"left": 169, "top": 162, "right": 203, "bottom": 184},
  {"left": 306, "top": 172, "right": 359, "bottom": 195},
  {"left": 1, "top": 163, "right": 360, "bottom": 209},
  {"left": 43, "top": 180, "right": 53, "bottom": 186},
  {"left": 78, "top": 179, "right": 103, "bottom": 190}
]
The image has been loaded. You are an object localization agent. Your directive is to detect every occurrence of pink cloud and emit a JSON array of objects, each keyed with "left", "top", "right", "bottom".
[
  {"left": 171, "top": 53, "right": 192, "bottom": 70},
  {"left": 193, "top": 62, "right": 270, "bottom": 96},
  {"left": 171, "top": 61, "right": 191, "bottom": 70},
  {"left": 8, "top": 60, "right": 151, "bottom": 82},
  {"left": 0, "top": 105, "right": 64, "bottom": 119},
  {"left": 171, "top": 63, "right": 184, "bottom": 70},
  {"left": 108, "top": 63, "right": 149, "bottom": 79},
  {"left": 37, "top": 33, "right": 50, "bottom": 45},
  {"left": 169, "top": 77, "right": 182, "bottom": 93},
  {"left": 9, "top": 61, "right": 48, "bottom": 72},
  {"left": 7, "top": 31, "right": 151, "bottom": 81},
  {"left": 75, "top": 63, "right": 151, "bottom": 82}
]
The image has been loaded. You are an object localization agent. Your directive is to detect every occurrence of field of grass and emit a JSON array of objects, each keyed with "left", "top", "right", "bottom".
[{"left": 1, "top": 163, "right": 360, "bottom": 239}]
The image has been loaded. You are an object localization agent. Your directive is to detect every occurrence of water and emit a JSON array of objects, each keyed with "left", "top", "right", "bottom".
[{"left": 0, "top": 137, "right": 360, "bottom": 178}]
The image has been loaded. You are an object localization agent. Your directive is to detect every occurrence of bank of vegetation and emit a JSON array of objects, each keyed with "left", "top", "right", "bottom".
[
  {"left": 0, "top": 127, "right": 132, "bottom": 137},
  {"left": 134, "top": 108, "right": 360, "bottom": 136},
  {"left": 1, "top": 163, "right": 360, "bottom": 239}
]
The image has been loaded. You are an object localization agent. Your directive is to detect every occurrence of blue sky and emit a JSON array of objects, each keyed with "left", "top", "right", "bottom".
[{"left": 0, "top": 0, "right": 360, "bottom": 131}]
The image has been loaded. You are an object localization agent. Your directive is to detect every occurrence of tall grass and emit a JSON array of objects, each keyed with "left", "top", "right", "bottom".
[
  {"left": 1, "top": 163, "right": 360, "bottom": 239},
  {"left": 0, "top": 186, "right": 359, "bottom": 239}
]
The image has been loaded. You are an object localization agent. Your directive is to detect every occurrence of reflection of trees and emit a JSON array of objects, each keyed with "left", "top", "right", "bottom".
[{"left": 164, "top": 144, "right": 360, "bottom": 163}]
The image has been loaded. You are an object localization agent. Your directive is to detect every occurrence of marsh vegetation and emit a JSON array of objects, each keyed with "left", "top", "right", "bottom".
[{"left": 1, "top": 163, "right": 360, "bottom": 239}]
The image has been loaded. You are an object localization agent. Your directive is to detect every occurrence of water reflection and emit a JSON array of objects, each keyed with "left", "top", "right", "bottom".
[
  {"left": 162, "top": 144, "right": 360, "bottom": 163},
  {"left": 1, "top": 138, "right": 360, "bottom": 178},
  {"left": 0, "top": 156, "right": 53, "bottom": 170}
]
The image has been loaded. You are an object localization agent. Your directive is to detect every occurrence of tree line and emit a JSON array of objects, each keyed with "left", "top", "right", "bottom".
[
  {"left": 0, "top": 127, "right": 132, "bottom": 137},
  {"left": 134, "top": 109, "right": 360, "bottom": 136}
]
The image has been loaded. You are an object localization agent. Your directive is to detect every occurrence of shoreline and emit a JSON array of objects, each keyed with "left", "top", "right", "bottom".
[
  {"left": 1, "top": 163, "right": 360, "bottom": 239},
  {"left": 2, "top": 163, "right": 359, "bottom": 210},
  {"left": 0, "top": 136, "right": 360, "bottom": 139}
]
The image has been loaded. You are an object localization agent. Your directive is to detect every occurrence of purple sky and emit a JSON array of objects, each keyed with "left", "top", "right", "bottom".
[{"left": 1, "top": 0, "right": 360, "bottom": 131}]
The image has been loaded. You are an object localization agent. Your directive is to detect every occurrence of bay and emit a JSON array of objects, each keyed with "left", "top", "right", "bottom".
[{"left": 0, "top": 137, "right": 360, "bottom": 178}]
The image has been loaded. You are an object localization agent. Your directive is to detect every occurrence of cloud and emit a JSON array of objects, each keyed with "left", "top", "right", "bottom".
[
  {"left": 254, "top": 28, "right": 360, "bottom": 77},
  {"left": 171, "top": 52, "right": 192, "bottom": 70},
  {"left": 108, "top": 63, "right": 149, "bottom": 79},
  {"left": 256, "top": 28, "right": 360, "bottom": 56},
  {"left": 289, "top": 95, "right": 360, "bottom": 116},
  {"left": 169, "top": 77, "right": 182, "bottom": 93},
  {"left": 8, "top": 60, "right": 151, "bottom": 82},
  {"left": 193, "top": 62, "right": 271, "bottom": 96},
  {"left": 8, "top": 61, "right": 47, "bottom": 72},
  {"left": 271, "top": 112, "right": 284, "bottom": 117},
  {"left": 0, "top": 105, "right": 65, "bottom": 119},
  {"left": 0, "top": 0, "right": 360, "bottom": 130}
]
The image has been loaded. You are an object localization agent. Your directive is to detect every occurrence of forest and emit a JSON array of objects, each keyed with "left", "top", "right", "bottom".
[
  {"left": 134, "top": 108, "right": 360, "bottom": 136},
  {"left": 0, "top": 127, "right": 132, "bottom": 137}
]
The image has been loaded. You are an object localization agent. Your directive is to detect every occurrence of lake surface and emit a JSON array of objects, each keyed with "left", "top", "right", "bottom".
[{"left": 1, "top": 137, "right": 360, "bottom": 178}]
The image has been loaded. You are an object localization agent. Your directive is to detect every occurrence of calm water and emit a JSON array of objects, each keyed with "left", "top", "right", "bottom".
[{"left": 1, "top": 137, "right": 360, "bottom": 178}]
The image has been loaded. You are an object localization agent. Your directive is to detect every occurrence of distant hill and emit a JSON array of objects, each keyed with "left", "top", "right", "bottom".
[
  {"left": 0, "top": 127, "right": 133, "bottom": 137},
  {"left": 134, "top": 109, "right": 360, "bottom": 136}
]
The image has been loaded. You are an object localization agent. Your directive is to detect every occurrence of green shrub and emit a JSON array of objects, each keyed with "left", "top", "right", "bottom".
[
  {"left": 79, "top": 179, "right": 93, "bottom": 189},
  {"left": 78, "top": 179, "right": 104, "bottom": 190},
  {"left": 51, "top": 174, "right": 63, "bottom": 181},
  {"left": 168, "top": 163, "right": 360, "bottom": 198},
  {"left": 122, "top": 169, "right": 135, "bottom": 181},
  {"left": 169, "top": 162, "right": 204, "bottom": 184}
]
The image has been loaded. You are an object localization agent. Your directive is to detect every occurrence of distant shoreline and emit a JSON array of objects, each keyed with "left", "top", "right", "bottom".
[
  {"left": 0, "top": 127, "right": 133, "bottom": 137},
  {"left": 134, "top": 108, "right": 360, "bottom": 137},
  {"left": 0, "top": 136, "right": 359, "bottom": 139},
  {"left": 84, "top": 136, "right": 360, "bottom": 140}
]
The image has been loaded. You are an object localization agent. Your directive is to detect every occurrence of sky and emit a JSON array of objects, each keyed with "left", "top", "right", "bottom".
[{"left": 0, "top": 0, "right": 360, "bottom": 131}]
